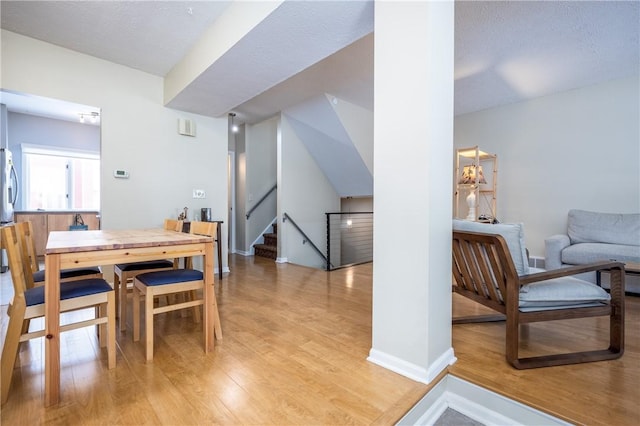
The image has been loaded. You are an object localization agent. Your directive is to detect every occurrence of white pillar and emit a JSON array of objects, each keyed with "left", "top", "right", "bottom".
[{"left": 369, "top": 0, "right": 456, "bottom": 383}]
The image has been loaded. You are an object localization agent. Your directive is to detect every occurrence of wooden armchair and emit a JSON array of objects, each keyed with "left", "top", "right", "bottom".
[{"left": 452, "top": 229, "right": 625, "bottom": 369}]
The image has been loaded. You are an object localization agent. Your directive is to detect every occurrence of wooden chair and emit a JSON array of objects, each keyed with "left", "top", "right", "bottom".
[
  {"left": 0, "top": 224, "right": 116, "bottom": 404},
  {"left": 114, "top": 219, "right": 183, "bottom": 331},
  {"left": 15, "top": 221, "right": 103, "bottom": 287},
  {"left": 133, "top": 221, "right": 218, "bottom": 362},
  {"left": 452, "top": 229, "right": 625, "bottom": 369}
]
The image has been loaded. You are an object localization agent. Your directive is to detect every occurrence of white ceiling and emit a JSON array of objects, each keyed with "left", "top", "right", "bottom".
[{"left": 1, "top": 1, "right": 638, "bottom": 125}]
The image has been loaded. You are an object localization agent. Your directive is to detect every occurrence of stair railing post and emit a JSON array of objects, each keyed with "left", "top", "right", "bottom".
[{"left": 326, "top": 213, "right": 331, "bottom": 271}]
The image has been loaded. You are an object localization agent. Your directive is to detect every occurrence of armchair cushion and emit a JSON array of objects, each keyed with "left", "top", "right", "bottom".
[
  {"left": 453, "top": 219, "right": 529, "bottom": 275},
  {"left": 519, "top": 276, "right": 610, "bottom": 312}
]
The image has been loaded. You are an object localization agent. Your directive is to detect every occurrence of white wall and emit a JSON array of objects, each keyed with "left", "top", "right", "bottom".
[
  {"left": 279, "top": 113, "right": 340, "bottom": 269},
  {"left": 454, "top": 75, "right": 640, "bottom": 256},
  {"left": 244, "top": 116, "right": 278, "bottom": 252},
  {"left": 1, "top": 30, "right": 229, "bottom": 272},
  {"left": 331, "top": 95, "right": 374, "bottom": 175}
]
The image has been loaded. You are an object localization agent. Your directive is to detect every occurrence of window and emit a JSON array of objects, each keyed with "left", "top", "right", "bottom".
[{"left": 23, "top": 145, "right": 100, "bottom": 210}]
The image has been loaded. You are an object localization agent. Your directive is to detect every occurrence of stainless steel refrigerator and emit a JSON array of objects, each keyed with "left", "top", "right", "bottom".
[{"left": 1, "top": 147, "right": 18, "bottom": 272}]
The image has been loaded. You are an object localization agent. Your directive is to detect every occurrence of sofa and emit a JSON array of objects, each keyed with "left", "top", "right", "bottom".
[{"left": 545, "top": 209, "right": 640, "bottom": 293}]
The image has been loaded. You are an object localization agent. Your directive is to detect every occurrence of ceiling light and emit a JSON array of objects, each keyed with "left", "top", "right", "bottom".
[{"left": 229, "top": 112, "right": 239, "bottom": 133}]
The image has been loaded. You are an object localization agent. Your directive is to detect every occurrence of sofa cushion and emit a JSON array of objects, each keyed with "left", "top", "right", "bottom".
[
  {"left": 568, "top": 209, "right": 640, "bottom": 246},
  {"left": 562, "top": 242, "right": 640, "bottom": 265},
  {"left": 518, "top": 275, "right": 610, "bottom": 312},
  {"left": 453, "top": 219, "right": 529, "bottom": 275}
]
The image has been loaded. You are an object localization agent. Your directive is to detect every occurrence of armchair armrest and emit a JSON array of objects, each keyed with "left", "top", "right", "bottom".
[
  {"left": 545, "top": 234, "right": 570, "bottom": 270},
  {"left": 519, "top": 261, "right": 624, "bottom": 284},
  {"left": 519, "top": 261, "right": 625, "bottom": 296}
]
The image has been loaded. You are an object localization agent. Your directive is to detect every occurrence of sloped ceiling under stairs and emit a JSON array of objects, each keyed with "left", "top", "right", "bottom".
[{"left": 284, "top": 94, "right": 373, "bottom": 198}]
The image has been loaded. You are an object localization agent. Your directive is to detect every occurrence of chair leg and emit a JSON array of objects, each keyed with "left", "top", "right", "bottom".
[
  {"left": 118, "top": 274, "right": 129, "bottom": 332},
  {"left": 145, "top": 288, "right": 155, "bottom": 362},
  {"left": 107, "top": 291, "right": 116, "bottom": 369},
  {"left": 133, "top": 285, "right": 141, "bottom": 342},
  {"left": 113, "top": 272, "right": 120, "bottom": 319},
  {"left": 505, "top": 313, "right": 520, "bottom": 367},
  {"left": 190, "top": 290, "right": 201, "bottom": 323},
  {"left": 213, "top": 293, "right": 223, "bottom": 340},
  {"left": 20, "top": 318, "right": 31, "bottom": 336},
  {"left": 1, "top": 304, "right": 26, "bottom": 404},
  {"left": 98, "top": 304, "right": 107, "bottom": 348}
]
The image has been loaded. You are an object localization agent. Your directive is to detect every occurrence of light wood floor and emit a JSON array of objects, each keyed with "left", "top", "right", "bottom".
[{"left": 1, "top": 254, "right": 638, "bottom": 425}]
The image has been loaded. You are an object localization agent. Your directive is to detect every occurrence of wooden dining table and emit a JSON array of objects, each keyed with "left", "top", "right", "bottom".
[{"left": 44, "top": 228, "right": 222, "bottom": 406}]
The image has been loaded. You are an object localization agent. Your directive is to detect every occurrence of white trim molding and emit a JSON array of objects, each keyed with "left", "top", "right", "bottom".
[
  {"left": 367, "top": 348, "right": 456, "bottom": 384},
  {"left": 398, "top": 375, "right": 571, "bottom": 426}
]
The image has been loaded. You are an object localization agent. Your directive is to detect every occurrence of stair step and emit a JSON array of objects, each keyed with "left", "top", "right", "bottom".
[
  {"left": 254, "top": 243, "right": 277, "bottom": 260},
  {"left": 263, "top": 233, "right": 277, "bottom": 246}
]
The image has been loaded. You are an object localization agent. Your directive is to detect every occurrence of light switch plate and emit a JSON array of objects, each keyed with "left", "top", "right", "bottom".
[{"left": 192, "top": 189, "right": 206, "bottom": 199}]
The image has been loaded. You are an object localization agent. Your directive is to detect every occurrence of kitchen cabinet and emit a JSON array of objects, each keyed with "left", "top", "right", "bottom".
[{"left": 14, "top": 211, "right": 100, "bottom": 257}]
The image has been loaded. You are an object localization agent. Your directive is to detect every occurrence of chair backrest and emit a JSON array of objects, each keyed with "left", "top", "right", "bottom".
[
  {"left": 15, "top": 221, "right": 39, "bottom": 270},
  {"left": 189, "top": 221, "right": 217, "bottom": 238},
  {"left": 164, "top": 219, "right": 183, "bottom": 232},
  {"left": 13, "top": 221, "right": 38, "bottom": 290},
  {"left": 452, "top": 230, "right": 519, "bottom": 313},
  {"left": 1, "top": 225, "right": 31, "bottom": 302}
]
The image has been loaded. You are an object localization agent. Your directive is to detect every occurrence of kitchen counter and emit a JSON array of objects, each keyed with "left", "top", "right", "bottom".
[{"left": 14, "top": 211, "right": 101, "bottom": 256}]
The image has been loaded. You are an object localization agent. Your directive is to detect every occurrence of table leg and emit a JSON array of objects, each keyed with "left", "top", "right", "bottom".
[
  {"left": 204, "top": 241, "right": 215, "bottom": 352},
  {"left": 44, "top": 254, "right": 61, "bottom": 406},
  {"left": 217, "top": 224, "right": 223, "bottom": 281}
]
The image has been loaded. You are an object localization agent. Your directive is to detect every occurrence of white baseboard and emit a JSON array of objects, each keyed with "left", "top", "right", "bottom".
[
  {"left": 367, "top": 348, "right": 456, "bottom": 384},
  {"left": 235, "top": 250, "right": 253, "bottom": 257},
  {"left": 398, "top": 375, "right": 571, "bottom": 426},
  {"left": 275, "top": 257, "right": 288, "bottom": 263}
]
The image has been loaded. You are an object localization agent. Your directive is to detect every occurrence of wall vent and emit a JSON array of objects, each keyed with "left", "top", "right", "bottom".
[{"left": 178, "top": 118, "right": 196, "bottom": 137}]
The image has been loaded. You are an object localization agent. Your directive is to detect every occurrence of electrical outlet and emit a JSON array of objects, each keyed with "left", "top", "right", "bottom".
[{"left": 192, "top": 189, "right": 206, "bottom": 199}]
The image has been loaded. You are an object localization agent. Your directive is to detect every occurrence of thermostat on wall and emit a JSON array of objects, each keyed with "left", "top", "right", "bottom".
[{"left": 114, "top": 170, "right": 129, "bottom": 179}]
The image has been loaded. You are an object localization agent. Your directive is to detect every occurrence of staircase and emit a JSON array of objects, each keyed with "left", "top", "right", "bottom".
[{"left": 254, "top": 223, "right": 277, "bottom": 260}]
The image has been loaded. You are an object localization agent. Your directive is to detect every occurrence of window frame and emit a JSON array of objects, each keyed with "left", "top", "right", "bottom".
[{"left": 21, "top": 144, "right": 100, "bottom": 211}]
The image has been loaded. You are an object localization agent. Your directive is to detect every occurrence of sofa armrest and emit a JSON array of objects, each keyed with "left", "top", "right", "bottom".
[{"left": 545, "top": 234, "right": 570, "bottom": 270}]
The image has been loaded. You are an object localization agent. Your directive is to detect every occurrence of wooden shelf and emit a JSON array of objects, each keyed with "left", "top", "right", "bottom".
[{"left": 454, "top": 146, "right": 497, "bottom": 222}]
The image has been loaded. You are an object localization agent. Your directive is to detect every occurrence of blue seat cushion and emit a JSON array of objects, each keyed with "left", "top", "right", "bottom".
[
  {"left": 33, "top": 267, "right": 102, "bottom": 283},
  {"left": 24, "top": 278, "right": 113, "bottom": 307},
  {"left": 115, "top": 260, "right": 174, "bottom": 271},
  {"left": 136, "top": 269, "right": 203, "bottom": 286}
]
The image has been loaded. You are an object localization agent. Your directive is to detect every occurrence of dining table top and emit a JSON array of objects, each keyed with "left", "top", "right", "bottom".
[{"left": 45, "top": 228, "right": 211, "bottom": 254}]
